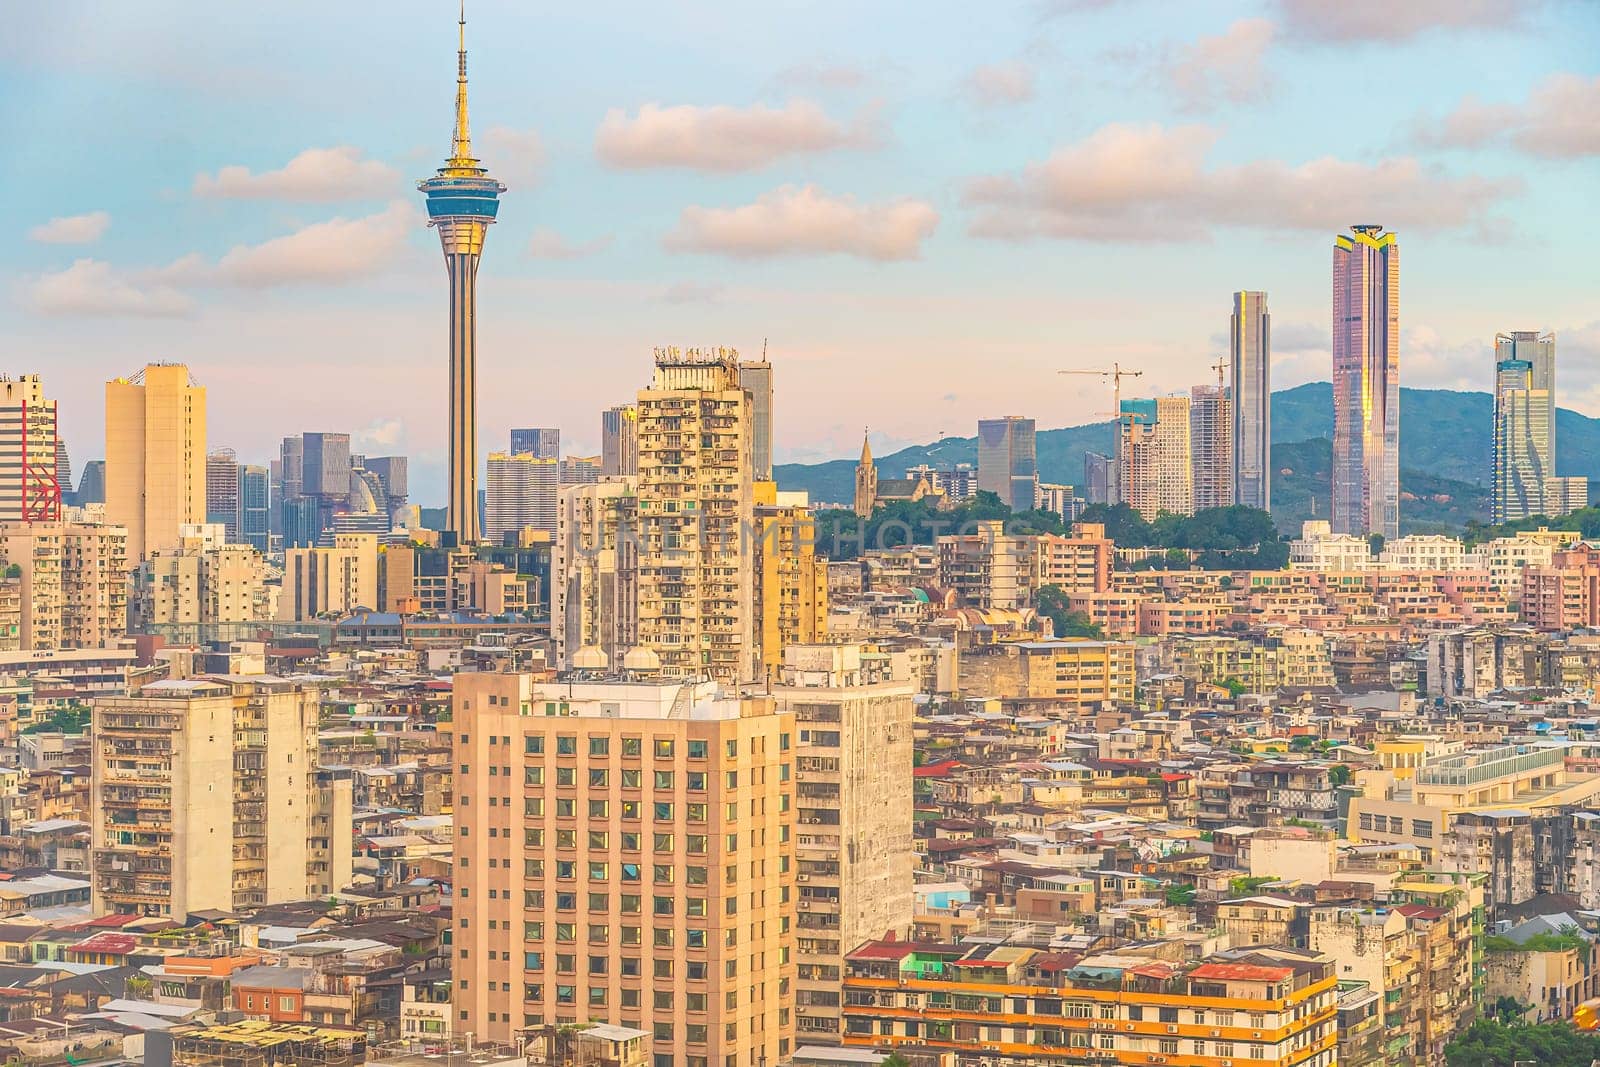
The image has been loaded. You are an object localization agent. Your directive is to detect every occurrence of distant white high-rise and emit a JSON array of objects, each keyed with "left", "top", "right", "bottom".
[
  {"left": 1492, "top": 331, "right": 1557, "bottom": 523},
  {"left": 741, "top": 359, "right": 774, "bottom": 482},
  {"left": 1190, "top": 383, "right": 1233, "bottom": 512},
  {"left": 1231, "top": 290, "right": 1270, "bottom": 511},
  {"left": 484, "top": 451, "right": 559, "bottom": 542}
]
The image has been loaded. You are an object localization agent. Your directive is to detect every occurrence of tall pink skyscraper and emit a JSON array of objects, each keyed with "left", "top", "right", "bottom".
[{"left": 1331, "top": 225, "right": 1399, "bottom": 540}]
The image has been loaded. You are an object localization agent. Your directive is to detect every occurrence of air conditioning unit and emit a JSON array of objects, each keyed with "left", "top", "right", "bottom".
[
  {"left": 1124, "top": 1023, "right": 1135, "bottom": 1031},
  {"left": 1166, "top": 1025, "right": 1178, "bottom": 1034},
  {"left": 1252, "top": 1032, "right": 1262, "bottom": 1039},
  {"left": 1210, "top": 1030, "right": 1221, "bottom": 1038}
]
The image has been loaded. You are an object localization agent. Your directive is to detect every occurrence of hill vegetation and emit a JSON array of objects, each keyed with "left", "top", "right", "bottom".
[{"left": 775, "top": 382, "right": 1600, "bottom": 534}]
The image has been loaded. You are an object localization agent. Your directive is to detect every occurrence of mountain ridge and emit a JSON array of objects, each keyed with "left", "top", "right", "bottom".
[{"left": 775, "top": 382, "right": 1600, "bottom": 533}]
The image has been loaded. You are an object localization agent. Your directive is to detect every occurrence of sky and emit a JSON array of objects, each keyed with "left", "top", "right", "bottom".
[{"left": 3, "top": 0, "right": 1598, "bottom": 504}]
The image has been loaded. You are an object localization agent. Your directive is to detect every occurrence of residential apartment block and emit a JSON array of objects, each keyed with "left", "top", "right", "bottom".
[{"left": 451, "top": 671, "right": 795, "bottom": 1064}]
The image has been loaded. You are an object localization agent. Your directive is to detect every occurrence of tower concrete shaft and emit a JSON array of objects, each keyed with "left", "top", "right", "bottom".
[{"left": 418, "top": 4, "right": 503, "bottom": 544}]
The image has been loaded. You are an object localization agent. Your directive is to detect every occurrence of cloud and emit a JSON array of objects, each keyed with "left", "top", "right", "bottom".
[
  {"left": 24, "top": 202, "right": 420, "bottom": 316},
  {"left": 662, "top": 281, "right": 724, "bottom": 304},
  {"left": 28, "top": 211, "right": 110, "bottom": 245},
  {"left": 596, "top": 101, "right": 877, "bottom": 172},
  {"left": 354, "top": 418, "right": 406, "bottom": 451},
  {"left": 963, "top": 122, "right": 1520, "bottom": 242},
  {"left": 1278, "top": 0, "right": 1531, "bottom": 42},
  {"left": 526, "top": 228, "right": 613, "bottom": 260},
  {"left": 205, "top": 201, "right": 419, "bottom": 287},
  {"left": 965, "top": 61, "right": 1036, "bottom": 107},
  {"left": 1415, "top": 74, "right": 1600, "bottom": 159},
  {"left": 1164, "top": 19, "right": 1275, "bottom": 112},
  {"left": 664, "top": 185, "right": 938, "bottom": 261},
  {"left": 478, "top": 126, "right": 545, "bottom": 187},
  {"left": 194, "top": 146, "right": 398, "bottom": 201},
  {"left": 25, "top": 259, "right": 195, "bottom": 318}
]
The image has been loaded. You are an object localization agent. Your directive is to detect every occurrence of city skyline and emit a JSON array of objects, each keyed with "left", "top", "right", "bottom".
[{"left": 5, "top": 2, "right": 1596, "bottom": 503}]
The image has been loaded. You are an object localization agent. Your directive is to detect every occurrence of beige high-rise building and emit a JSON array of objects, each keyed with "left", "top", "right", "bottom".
[
  {"left": 105, "top": 363, "right": 206, "bottom": 563},
  {"left": 1119, "top": 394, "right": 1193, "bottom": 520},
  {"left": 452, "top": 671, "right": 795, "bottom": 1064},
  {"left": 553, "top": 477, "right": 639, "bottom": 670},
  {"left": 132, "top": 528, "right": 268, "bottom": 629},
  {"left": 636, "top": 348, "right": 756, "bottom": 683},
  {"left": 754, "top": 485, "right": 828, "bottom": 679},
  {"left": 90, "top": 676, "right": 354, "bottom": 918},
  {"left": 1190, "top": 383, "right": 1233, "bottom": 512},
  {"left": 279, "top": 533, "right": 378, "bottom": 621},
  {"left": 773, "top": 645, "right": 914, "bottom": 1042},
  {"left": 485, "top": 451, "right": 560, "bottom": 543},
  {"left": 0, "top": 521, "right": 129, "bottom": 650},
  {"left": 0, "top": 375, "right": 62, "bottom": 522}
]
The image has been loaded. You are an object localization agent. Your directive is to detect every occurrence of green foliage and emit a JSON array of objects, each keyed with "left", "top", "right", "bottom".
[
  {"left": 21, "top": 706, "right": 91, "bottom": 735},
  {"left": 1465, "top": 505, "right": 1600, "bottom": 546},
  {"left": 1163, "top": 883, "right": 1196, "bottom": 906},
  {"left": 812, "top": 492, "right": 1067, "bottom": 560},
  {"left": 1220, "top": 676, "right": 1247, "bottom": 698},
  {"left": 1367, "top": 533, "right": 1387, "bottom": 555},
  {"left": 1490, "top": 996, "right": 1533, "bottom": 1025},
  {"left": 1444, "top": 1018, "right": 1600, "bottom": 1066},
  {"left": 1227, "top": 876, "right": 1276, "bottom": 896},
  {"left": 1327, "top": 764, "right": 1352, "bottom": 787},
  {"left": 881, "top": 1053, "right": 913, "bottom": 1067},
  {"left": 1035, "top": 585, "right": 1105, "bottom": 639},
  {"left": 3, "top": 564, "right": 20, "bottom": 579},
  {"left": 1484, "top": 926, "right": 1588, "bottom": 954}
]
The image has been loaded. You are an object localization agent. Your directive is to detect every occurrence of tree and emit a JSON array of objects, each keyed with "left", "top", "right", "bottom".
[
  {"left": 1220, "top": 676, "right": 1247, "bottom": 698},
  {"left": 1164, "top": 883, "right": 1196, "bottom": 906},
  {"left": 1327, "top": 764, "right": 1351, "bottom": 787},
  {"left": 882, "top": 1054, "right": 913, "bottom": 1067},
  {"left": 1368, "top": 533, "right": 1387, "bottom": 555},
  {"left": 1444, "top": 1018, "right": 1600, "bottom": 1066},
  {"left": 1036, "top": 585, "right": 1105, "bottom": 639}
]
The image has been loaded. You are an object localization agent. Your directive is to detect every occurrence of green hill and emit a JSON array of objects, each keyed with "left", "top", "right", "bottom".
[{"left": 774, "top": 382, "right": 1600, "bottom": 533}]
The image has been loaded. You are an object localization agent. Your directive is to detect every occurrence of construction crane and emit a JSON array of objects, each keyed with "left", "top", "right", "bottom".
[
  {"left": 1210, "top": 356, "right": 1227, "bottom": 388},
  {"left": 1059, "top": 363, "right": 1145, "bottom": 418}
]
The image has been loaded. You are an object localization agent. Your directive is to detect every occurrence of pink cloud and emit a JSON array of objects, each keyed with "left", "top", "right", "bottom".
[
  {"left": 596, "top": 101, "right": 877, "bottom": 172},
  {"left": 665, "top": 185, "right": 938, "bottom": 261},
  {"left": 194, "top": 146, "right": 398, "bottom": 201}
]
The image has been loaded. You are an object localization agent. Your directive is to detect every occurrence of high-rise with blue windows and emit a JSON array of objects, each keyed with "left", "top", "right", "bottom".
[{"left": 419, "top": 4, "right": 504, "bottom": 545}]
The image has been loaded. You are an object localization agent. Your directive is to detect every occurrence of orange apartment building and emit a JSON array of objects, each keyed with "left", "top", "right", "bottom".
[
  {"left": 453, "top": 670, "right": 796, "bottom": 1067},
  {"left": 840, "top": 939, "right": 1338, "bottom": 1067}
]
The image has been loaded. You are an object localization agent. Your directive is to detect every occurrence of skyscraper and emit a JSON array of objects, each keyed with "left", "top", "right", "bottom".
[
  {"left": 419, "top": 7, "right": 504, "bottom": 545},
  {"left": 1492, "top": 331, "right": 1556, "bottom": 523},
  {"left": 1190, "top": 383, "right": 1233, "bottom": 512},
  {"left": 0, "top": 375, "right": 61, "bottom": 523},
  {"left": 509, "top": 427, "right": 560, "bottom": 459},
  {"left": 1331, "top": 225, "right": 1400, "bottom": 539},
  {"left": 636, "top": 347, "right": 755, "bottom": 683},
  {"left": 205, "top": 448, "right": 240, "bottom": 538},
  {"left": 600, "top": 405, "right": 638, "bottom": 476},
  {"left": 54, "top": 440, "right": 72, "bottom": 513},
  {"left": 238, "top": 464, "right": 270, "bottom": 552},
  {"left": 1231, "top": 290, "right": 1271, "bottom": 511},
  {"left": 1119, "top": 396, "right": 1193, "bottom": 520},
  {"left": 741, "top": 358, "right": 774, "bottom": 481},
  {"left": 105, "top": 363, "right": 206, "bottom": 561},
  {"left": 363, "top": 455, "right": 409, "bottom": 516},
  {"left": 977, "top": 416, "right": 1037, "bottom": 512},
  {"left": 484, "top": 451, "right": 559, "bottom": 542}
]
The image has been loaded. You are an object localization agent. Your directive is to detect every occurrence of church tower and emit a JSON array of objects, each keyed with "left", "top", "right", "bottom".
[{"left": 853, "top": 431, "right": 877, "bottom": 518}]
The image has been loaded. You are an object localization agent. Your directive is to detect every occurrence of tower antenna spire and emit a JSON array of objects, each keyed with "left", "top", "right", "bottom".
[{"left": 449, "top": 0, "right": 476, "bottom": 169}]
